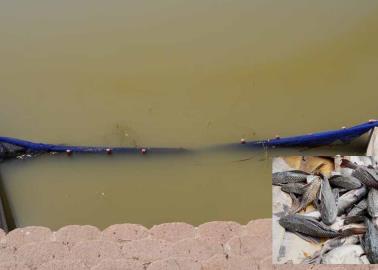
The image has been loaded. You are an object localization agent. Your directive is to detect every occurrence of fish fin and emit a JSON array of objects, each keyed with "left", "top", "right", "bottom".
[
  {"left": 302, "top": 251, "right": 322, "bottom": 264},
  {"left": 292, "top": 231, "right": 321, "bottom": 244},
  {"left": 340, "top": 159, "right": 357, "bottom": 169},
  {"left": 360, "top": 235, "right": 366, "bottom": 251},
  {"left": 273, "top": 182, "right": 284, "bottom": 186},
  {"left": 302, "top": 181, "right": 313, "bottom": 189},
  {"left": 290, "top": 205, "right": 303, "bottom": 214},
  {"left": 288, "top": 170, "right": 310, "bottom": 175},
  {"left": 313, "top": 198, "right": 321, "bottom": 211},
  {"left": 311, "top": 163, "right": 326, "bottom": 175},
  {"left": 289, "top": 193, "right": 301, "bottom": 213},
  {"left": 341, "top": 226, "right": 366, "bottom": 236}
]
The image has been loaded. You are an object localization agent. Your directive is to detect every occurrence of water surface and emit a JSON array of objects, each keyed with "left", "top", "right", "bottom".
[{"left": 0, "top": 1, "right": 378, "bottom": 229}]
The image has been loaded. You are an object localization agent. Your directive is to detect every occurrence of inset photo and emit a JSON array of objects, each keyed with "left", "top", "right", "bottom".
[{"left": 272, "top": 156, "right": 378, "bottom": 264}]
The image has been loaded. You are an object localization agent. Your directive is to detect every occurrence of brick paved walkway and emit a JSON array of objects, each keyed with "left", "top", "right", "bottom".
[{"left": 0, "top": 219, "right": 271, "bottom": 270}]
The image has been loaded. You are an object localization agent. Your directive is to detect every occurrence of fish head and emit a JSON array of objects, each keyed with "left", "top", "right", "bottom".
[{"left": 278, "top": 215, "right": 292, "bottom": 229}]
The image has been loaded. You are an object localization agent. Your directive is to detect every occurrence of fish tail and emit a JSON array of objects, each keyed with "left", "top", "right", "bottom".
[{"left": 340, "top": 159, "right": 357, "bottom": 169}]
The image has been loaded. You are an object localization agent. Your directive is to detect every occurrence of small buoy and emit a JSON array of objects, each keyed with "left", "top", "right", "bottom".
[
  {"left": 66, "top": 149, "right": 72, "bottom": 156},
  {"left": 240, "top": 138, "right": 246, "bottom": 144},
  {"left": 106, "top": 148, "right": 112, "bottom": 155},
  {"left": 141, "top": 148, "right": 147, "bottom": 154},
  {"left": 275, "top": 135, "right": 280, "bottom": 139},
  {"left": 341, "top": 126, "right": 346, "bottom": 129}
]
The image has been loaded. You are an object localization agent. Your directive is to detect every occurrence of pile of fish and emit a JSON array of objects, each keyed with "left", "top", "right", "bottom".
[{"left": 273, "top": 158, "right": 378, "bottom": 264}]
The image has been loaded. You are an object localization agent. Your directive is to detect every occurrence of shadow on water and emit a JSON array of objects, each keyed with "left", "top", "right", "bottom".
[{"left": 0, "top": 168, "right": 15, "bottom": 232}]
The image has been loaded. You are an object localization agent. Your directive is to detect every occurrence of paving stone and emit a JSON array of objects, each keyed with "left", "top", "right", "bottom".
[
  {"left": 55, "top": 225, "right": 101, "bottom": 248},
  {"left": 170, "top": 238, "right": 223, "bottom": 261},
  {"left": 147, "top": 257, "right": 201, "bottom": 270},
  {"left": 38, "top": 259, "right": 89, "bottom": 270},
  {"left": 225, "top": 235, "right": 270, "bottom": 260},
  {"left": 70, "top": 240, "right": 121, "bottom": 267},
  {"left": 0, "top": 247, "right": 16, "bottom": 265},
  {"left": 258, "top": 255, "right": 273, "bottom": 270},
  {"left": 149, "top": 223, "right": 195, "bottom": 243},
  {"left": 308, "top": 266, "right": 363, "bottom": 270},
  {"left": 102, "top": 224, "right": 149, "bottom": 243},
  {"left": 245, "top": 219, "right": 271, "bottom": 237},
  {"left": 202, "top": 254, "right": 259, "bottom": 270},
  {"left": 6, "top": 227, "right": 52, "bottom": 250},
  {"left": 91, "top": 258, "right": 146, "bottom": 270},
  {"left": 274, "top": 265, "right": 311, "bottom": 270},
  {"left": 122, "top": 239, "right": 172, "bottom": 262},
  {"left": 197, "top": 221, "right": 242, "bottom": 247},
  {"left": 3, "top": 219, "right": 362, "bottom": 269},
  {"left": 0, "top": 262, "right": 29, "bottom": 270},
  {"left": 0, "top": 229, "right": 6, "bottom": 249},
  {"left": 15, "top": 242, "right": 69, "bottom": 269}
]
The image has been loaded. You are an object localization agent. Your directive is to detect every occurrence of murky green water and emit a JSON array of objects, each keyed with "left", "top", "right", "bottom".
[{"left": 0, "top": 1, "right": 378, "bottom": 229}]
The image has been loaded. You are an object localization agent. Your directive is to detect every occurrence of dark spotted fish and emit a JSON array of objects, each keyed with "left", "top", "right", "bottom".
[
  {"left": 362, "top": 218, "right": 378, "bottom": 264},
  {"left": 341, "top": 159, "right": 378, "bottom": 189},
  {"left": 272, "top": 170, "right": 309, "bottom": 185},
  {"left": 280, "top": 214, "right": 365, "bottom": 240},
  {"left": 320, "top": 177, "right": 337, "bottom": 225},
  {"left": 279, "top": 214, "right": 341, "bottom": 238},
  {"left": 329, "top": 174, "right": 362, "bottom": 190},
  {"left": 293, "top": 176, "right": 321, "bottom": 213}
]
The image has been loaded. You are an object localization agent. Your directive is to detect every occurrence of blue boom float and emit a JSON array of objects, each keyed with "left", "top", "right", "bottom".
[{"left": 0, "top": 120, "right": 377, "bottom": 161}]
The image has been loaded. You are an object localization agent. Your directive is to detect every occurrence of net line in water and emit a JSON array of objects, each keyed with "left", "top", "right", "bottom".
[{"left": 0, "top": 120, "right": 377, "bottom": 161}]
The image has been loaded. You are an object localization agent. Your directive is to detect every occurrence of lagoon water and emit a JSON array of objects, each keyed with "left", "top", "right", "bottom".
[{"left": 0, "top": 1, "right": 378, "bottom": 229}]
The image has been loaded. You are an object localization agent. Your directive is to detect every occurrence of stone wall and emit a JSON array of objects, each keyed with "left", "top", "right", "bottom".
[{"left": 0, "top": 219, "right": 271, "bottom": 270}]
